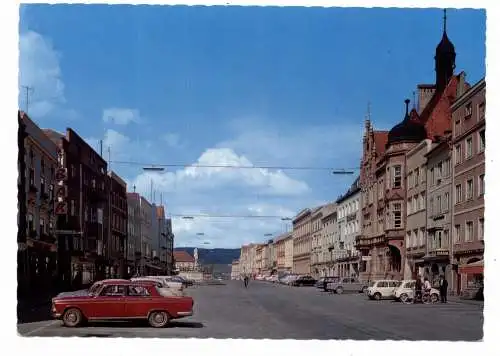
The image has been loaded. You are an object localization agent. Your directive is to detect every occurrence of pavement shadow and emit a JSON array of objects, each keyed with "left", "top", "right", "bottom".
[
  {"left": 82, "top": 320, "right": 204, "bottom": 329},
  {"left": 17, "top": 303, "right": 52, "bottom": 324}
]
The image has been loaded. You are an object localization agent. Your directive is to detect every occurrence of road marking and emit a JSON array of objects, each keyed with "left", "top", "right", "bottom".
[{"left": 22, "top": 320, "right": 59, "bottom": 336}]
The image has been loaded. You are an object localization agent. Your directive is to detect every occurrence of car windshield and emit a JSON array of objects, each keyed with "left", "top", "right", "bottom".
[
  {"left": 88, "top": 283, "right": 102, "bottom": 296},
  {"left": 369, "top": 281, "right": 376, "bottom": 287}
]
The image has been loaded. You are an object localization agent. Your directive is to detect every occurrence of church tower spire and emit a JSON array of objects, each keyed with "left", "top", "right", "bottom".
[{"left": 435, "top": 9, "right": 456, "bottom": 91}]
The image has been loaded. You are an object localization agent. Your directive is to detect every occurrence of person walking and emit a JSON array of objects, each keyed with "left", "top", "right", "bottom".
[
  {"left": 244, "top": 275, "right": 249, "bottom": 288},
  {"left": 439, "top": 275, "right": 448, "bottom": 303},
  {"left": 414, "top": 275, "right": 423, "bottom": 303}
]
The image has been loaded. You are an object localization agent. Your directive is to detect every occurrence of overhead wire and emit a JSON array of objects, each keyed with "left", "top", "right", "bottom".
[{"left": 110, "top": 160, "right": 360, "bottom": 172}]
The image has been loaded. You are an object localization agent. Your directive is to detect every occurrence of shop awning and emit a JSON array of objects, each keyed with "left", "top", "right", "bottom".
[{"left": 458, "top": 260, "right": 484, "bottom": 275}]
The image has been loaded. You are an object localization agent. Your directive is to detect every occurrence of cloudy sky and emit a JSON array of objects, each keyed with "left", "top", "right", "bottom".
[{"left": 19, "top": 5, "right": 485, "bottom": 248}]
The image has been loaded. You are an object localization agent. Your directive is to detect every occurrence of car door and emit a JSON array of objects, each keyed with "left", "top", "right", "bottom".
[
  {"left": 91, "top": 284, "right": 127, "bottom": 319},
  {"left": 125, "top": 285, "right": 154, "bottom": 318},
  {"left": 377, "top": 281, "right": 389, "bottom": 297}
]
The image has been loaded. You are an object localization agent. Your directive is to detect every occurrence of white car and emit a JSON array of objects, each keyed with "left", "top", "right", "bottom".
[
  {"left": 130, "top": 277, "right": 184, "bottom": 296},
  {"left": 366, "top": 280, "right": 402, "bottom": 300},
  {"left": 393, "top": 280, "right": 440, "bottom": 303}
]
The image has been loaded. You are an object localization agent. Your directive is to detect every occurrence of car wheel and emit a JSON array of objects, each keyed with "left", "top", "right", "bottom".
[
  {"left": 336, "top": 287, "right": 344, "bottom": 294},
  {"left": 400, "top": 293, "right": 409, "bottom": 303},
  {"left": 431, "top": 293, "right": 439, "bottom": 303},
  {"left": 361, "top": 286, "right": 368, "bottom": 294},
  {"left": 62, "top": 308, "right": 83, "bottom": 327},
  {"left": 373, "top": 292, "right": 382, "bottom": 301},
  {"left": 148, "top": 311, "right": 170, "bottom": 328}
]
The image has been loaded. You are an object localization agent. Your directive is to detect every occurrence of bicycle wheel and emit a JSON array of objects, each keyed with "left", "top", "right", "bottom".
[{"left": 422, "top": 294, "right": 431, "bottom": 304}]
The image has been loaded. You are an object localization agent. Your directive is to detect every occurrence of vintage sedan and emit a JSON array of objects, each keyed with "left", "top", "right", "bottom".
[
  {"left": 327, "top": 277, "right": 369, "bottom": 294},
  {"left": 52, "top": 280, "right": 194, "bottom": 328}
]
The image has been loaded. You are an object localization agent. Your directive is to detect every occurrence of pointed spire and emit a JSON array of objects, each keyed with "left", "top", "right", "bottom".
[
  {"left": 404, "top": 99, "right": 410, "bottom": 117},
  {"left": 443, "top": 9, "right": 447, "bottom": 33}
]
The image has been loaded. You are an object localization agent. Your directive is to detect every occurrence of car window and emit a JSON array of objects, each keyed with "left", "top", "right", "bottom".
[
  {"left": 342, "top": 278, "right": 349, "bottom": 283},
  {"left": 389, "top": 281, "right": 399, "bottom": 287},
  {"left": 128, "top": 285, "right": 151, "bottom": 297},
  {"left": 378, "top": 281, "right": 388, "bottom": 288},
  {"left": 351, "top": 278, "right": 356, "bottom": 283},
  {"left": 89, "top": 283, "right": 102, "bottom": 295},
  {"left": 100, "top": 285, "right": 126, "bottom": 297}
]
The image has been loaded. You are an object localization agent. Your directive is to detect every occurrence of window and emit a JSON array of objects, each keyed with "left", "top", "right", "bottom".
[
  {"left": 465, "top": 102, "right": 472, "bottom": 118},
  {"left": 437, "top": 162, "right": 442, "bottom": 180},
  {"left": 466, "top": 137, "right": 473, "bottom": 159},
  {"left": 454, "top": 224, "right": 461, "bottom": 243},
  {"left": 455, "top": 184, "right": 463, "bottom": 204},
  {"left": 70, "top": 164, "right": 76, "bottom": 178},
  {"left": 437, "top": 195, "right": 442, "bottom": 213},
  {"left": 29, "top": 168, "right": 35, "bottom": 186},
  {"left": 478, "top": 218, "right": 484, "bottom": 241},
  {"left": 406, "top": 232, "right": 411, "bottom": 248},
  {"left": 454, "top": 145, "right": 462, "bottom": 165},
  {"left": 443, "top": 230, "right": 449, "bottom": 248},
  {"left": 430, "top": 168, "right": 435, "bottom": 186},
  {"left": 478, "top": 174, "right": 485, "bottom": 196},
  {"left": 100, "top": 285, "right": 126, "bottom": 297},
  {"left": 419, "top": 193, "right": 425, "bottom": 210},
  {"left": 478, "top": 130, "right": 485, "bottom": 153},
  {"left": 39, "top": 218, "right": 45, "bottom": 235},
  {"left": 27, "top": 214, "right": 34, "bottom": 232},
  {"left": 465, "top": 221, "right": 473, "bottom": 242},
  {"left": 418, "top": 228, "right": 425, "bottom": 247},
  {"left": 40, "top": 176, "right": 45, "bottom": 195},
  {"left": 412, "top": 196, "right": 417, "bottom": 213},
  {"left": 444, "top": 192, "right": 450, "bottom": 211},
  {"left": 466, "top": 179, "right": 474, "bottom": 200},
  {"left": 443, "top": 158, "right": 451, "bottom": 177},
  {"left": 392, "top": 203, "right": 402, "bottom": 229},
  {"left": 429, "top": 198, "right": 434, "bottom": 216},
  {"left": 70, "top": 200, "right": 76, "bottom": 216},
  {"left": 408, "top": 172, "right": 413, "bottom": 189},
  {"left": 407, "top": 198, "right": 412, "bottom": 215},
  {"left": 454, "top": 119, "right": 461, "bottom": 136},
  {"left": 392, "top": 165, "right": 402, "bottom": 188},
  {"left": 412, "top": 230, "right": 417, "bottom": 247},
  {"left": 478, "top": 101, "right": 485, "bottom": 121},
  {"left": 415, "top": 168, "right": 419, "bottom": 186}
]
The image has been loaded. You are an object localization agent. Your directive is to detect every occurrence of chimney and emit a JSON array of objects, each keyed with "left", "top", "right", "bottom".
[
  {"left": 457, "top": 72, "right": 466, "bottom": 98},
  {"left": 417, "top": 84, "right": 436, "bottom": 114}
]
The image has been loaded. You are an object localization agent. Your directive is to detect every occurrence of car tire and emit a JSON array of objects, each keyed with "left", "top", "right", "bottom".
[
  {"left": 431, "top": 293, "right": 439, "bottom": 303},
  {"left": 400, "top": 293, "right": 409, "bottom": 303},
  {"left": 62, "top": 308, "right": 83, "bottom": 328},
  {"left": 373, "top": 292, "right": 382, "bottom": 301},
  {"left": 361, "top": 286, "right": 368, "bottom": 294},
  {"left": 148, "top": 311, "right": 170, "bottom": 328},
  {"left": 336, "top": 287, "right": 344, "bottom": 294}
]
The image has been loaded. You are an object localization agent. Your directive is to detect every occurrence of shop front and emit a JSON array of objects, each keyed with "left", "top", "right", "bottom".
[{"left": 458, "top": 258, "right": 484, "bottom": 299}]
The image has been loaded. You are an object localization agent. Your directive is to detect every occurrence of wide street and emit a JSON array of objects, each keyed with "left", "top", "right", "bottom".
[{"left": 18, "top": 281, "right": 483, "bottom": 340}]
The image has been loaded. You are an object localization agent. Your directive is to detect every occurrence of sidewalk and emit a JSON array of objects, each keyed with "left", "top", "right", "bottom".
[{"left": 448, "top": 296, "right": 484, "bottom": 306}]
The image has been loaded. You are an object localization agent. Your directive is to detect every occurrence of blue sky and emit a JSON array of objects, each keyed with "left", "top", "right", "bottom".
[{"left": 19, "top": 5, "right": 485, "bottom": 248}]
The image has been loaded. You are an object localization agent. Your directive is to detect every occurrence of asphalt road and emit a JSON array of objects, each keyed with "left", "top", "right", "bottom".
[{"left": 18, "top": 280, "right": 483, "bottom": 340}]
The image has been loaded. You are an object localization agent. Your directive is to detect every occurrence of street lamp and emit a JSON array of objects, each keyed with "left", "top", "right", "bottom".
[
  {"left": 332, "top": 169, "right": 354, "bottom": 175},
  {"left": 142, "top": 166, "right": 165, "bottom": 172}
]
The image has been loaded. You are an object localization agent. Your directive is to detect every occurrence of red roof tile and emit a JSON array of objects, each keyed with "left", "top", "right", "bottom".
[
  {"left": 373, "top": 131, "right": 389, "bottom": 155},
  {"left": 174, "top": 251, "right": 195, "bottom": 263}
]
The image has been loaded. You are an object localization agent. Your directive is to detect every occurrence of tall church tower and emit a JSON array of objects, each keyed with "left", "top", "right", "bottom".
[{"left": 435, "top": 9, "right": 456, "bottom": 91}]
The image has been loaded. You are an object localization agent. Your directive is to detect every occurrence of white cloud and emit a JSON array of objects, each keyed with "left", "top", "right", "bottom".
[
  {"left": 102, "top": 108, "right": 142, "bottom": 125},
  {"left": 19, "top": 31, "right": 65, "bottom": 118}
]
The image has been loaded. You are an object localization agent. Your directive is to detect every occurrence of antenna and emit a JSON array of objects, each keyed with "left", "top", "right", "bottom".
[
  {"left": 21, "top": 85, "right": 34, "bottom": 114},
  {"left": 107, "top": 146, "right": 111, "bottom": 173},
  {"left": 367, "top": 101, "right": 371, "bottom": 121},
  {"left": 99, "top": 140, "right": 103, "bottom": 157}
]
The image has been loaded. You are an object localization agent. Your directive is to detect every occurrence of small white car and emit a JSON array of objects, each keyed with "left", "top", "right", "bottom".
[
  {"left": 366, "top": 280, "right": 402, "bottom": 300},
  {"left": 130, "top": 277, "right": 184, "bottom": 296},
  {"left": 393, "top": 280, "right": 440, "bottom": 303}
]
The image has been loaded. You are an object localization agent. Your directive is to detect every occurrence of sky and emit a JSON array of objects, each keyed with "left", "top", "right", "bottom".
[{"left": 18, "top": 5, "right": 486, "bottom": 249}]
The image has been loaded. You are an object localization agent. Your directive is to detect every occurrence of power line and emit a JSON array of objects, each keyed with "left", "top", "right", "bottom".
[
  {"left": 110, "top": 160, "right": 360, "bottom": 172},
  {"left": 21, "top": 85, "right": 34, "bottom": 114},
  {"left": 169, "top": 213, "right": 294, "bottom": 219}
]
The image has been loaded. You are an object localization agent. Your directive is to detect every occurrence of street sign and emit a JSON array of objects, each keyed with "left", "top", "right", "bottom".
[{"left": 55, "top": 185, "right": 67, "bottom": 201}]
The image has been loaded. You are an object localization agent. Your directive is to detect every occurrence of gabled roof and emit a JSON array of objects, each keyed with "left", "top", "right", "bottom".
[{"left": 174, "top": 251, "right": 195, "bottom": 263}]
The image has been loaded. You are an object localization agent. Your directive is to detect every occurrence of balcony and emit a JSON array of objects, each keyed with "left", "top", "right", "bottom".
[{"left": 355, "top": 236, "right": 371, "bottom": 249}]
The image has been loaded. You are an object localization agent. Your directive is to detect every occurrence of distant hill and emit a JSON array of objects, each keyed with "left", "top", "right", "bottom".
[{"left": 174, "top": 247, "right": 240, "bottom": 266}]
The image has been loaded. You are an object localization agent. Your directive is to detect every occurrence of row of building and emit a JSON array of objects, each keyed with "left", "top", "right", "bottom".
[
  {"left": 232, "top": 17, "right": 485, "bottom": 296},
  {"left": 17, "top": 111, "right": 175, "bottom": 297}
]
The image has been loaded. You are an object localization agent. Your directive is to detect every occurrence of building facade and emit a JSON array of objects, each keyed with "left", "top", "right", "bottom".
[
  {"left": 127, "top": 193, "right": 141, "bottom": 276},
  {"left": 451, "top": 78, "right": 485, "bottom": 295},
  {"left": 139, "top": 196, "right": 152, "bottom": 275},
  {"left": 173, "top": 250, "right": 196, "bottom": 271},
  {"left": 310, "top": 207, "right": 325, "bottom": 278},
  {"left": 44, "top": 127, "right": 108, "bottom": 288},
  {"left": 423, "top": 138, "right": 453, "bottom": 286},
  {"left": 165, "top": 218, "right": 175, "bottom": 274},
  {"left": 231, "top": 260, "right": 240, "bottom": 280},
  {"left": 321, "top": 207, "right": 338, "bottom": 277},
  {"left": 357, "top": 22, "right": 461, "bottom": 282},
  {"left": 292, "top": 208, "right": 314, "bottom": 274},
  {"left": 404, "top": 139, "right": 433, "bottom": 279},
  {"left": 284, "top": 233, "right": 294, "bottom": 272},
  {"left": 18, "top": 111, "right": 58, "bottom": 295},
  {"left": 107, "top": 171, "right": 128, "bottom": 278},
  {"left": 335, "top": 178, "right": 361, "bottom": 278}
]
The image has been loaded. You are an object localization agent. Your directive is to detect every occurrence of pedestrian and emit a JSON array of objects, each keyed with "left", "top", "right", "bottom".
[
  {"left": 414, "top": 275, "right": 423, "bottom": 303},
  {"left": 323, "top": 278, "right": 328, "bottom": 292},
  {"left": 244, "top": 275, "right": 249, "bottom": 288},
  {"left": 439, "top": 275, "right": 448, "bottom": 303}
]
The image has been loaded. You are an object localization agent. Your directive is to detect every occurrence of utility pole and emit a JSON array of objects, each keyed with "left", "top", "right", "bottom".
[{"left": 21, "top": 85, "right": 34, "bottom": 114}]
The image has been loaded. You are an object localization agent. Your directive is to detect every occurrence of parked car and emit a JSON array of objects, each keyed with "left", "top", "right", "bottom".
[
  {"left": 315, "top": 276, "right": 339, "bottom": 289},
  {"left": 292, "top": 275, "right": 316, "bottom": 287},
  {"left": 130, "top": 277, "right": 184, "bottom": 297},
  {"left": 366, "top": 280, "right": 402, "bottom": 300},
  {"left": 142, "top": 276, "right": 185, "bottom": 290},
  {"left": 327, "top": 277, "right": 369, "bottom": 294},
  {"left": 269, "top": 275, "right": 279, "bottom": 283},
  {"left": 393, "top": 280, "right": 440, "bottom": 303},
  {"left": 281, "top": 274, "right": 299, "bottom": 285},
  {"left": 52, "top": 280, "right": 194, "bottom": 328}
]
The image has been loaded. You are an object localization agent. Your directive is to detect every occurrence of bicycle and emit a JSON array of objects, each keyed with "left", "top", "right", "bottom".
[{"left": 401, "top": 289, "right": 433, "bottom": 305}]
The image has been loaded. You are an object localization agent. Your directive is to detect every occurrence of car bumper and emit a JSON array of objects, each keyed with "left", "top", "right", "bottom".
[{"left": 177, "top": 310, "right": 193, "bottom": 317}]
